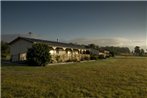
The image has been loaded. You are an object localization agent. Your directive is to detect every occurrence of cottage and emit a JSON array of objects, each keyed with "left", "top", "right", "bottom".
[{"left": 9, "top": 37, "right": 91, "bottom": 63}]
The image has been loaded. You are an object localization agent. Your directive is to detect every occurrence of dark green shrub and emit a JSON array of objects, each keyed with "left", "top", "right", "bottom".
[
  {"left": 1, "top": 41, "right": 10, "bottom": 60},
  {"left": 110, "top": 51, "right": 115, "bottom": 57},
  {"left": 56, "top": 55, "right": 61, "bottom": 62},
  {"left": 27, "top": 43, "right": 51, "bottom": 66},
  {"left": 72, "top": 58, "right": 78, "bottom": 62},
  {"left": 80, "top": 57, "right": 84, "bottom": 61},
  {"left": 90, "top": 54, "right": 99, "bottom": 60},
  {"left": 99, "top": 55, "right": 106, "bottom": 59},
  {"left": 66, "top": 59, "right": 73, "bottom": 62},
  {"left": 84, "top": 56, "right": 90, "bottom": 60}
]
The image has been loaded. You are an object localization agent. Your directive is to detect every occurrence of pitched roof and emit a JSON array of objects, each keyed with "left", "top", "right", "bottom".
[{"left": 9, "top": 37, "right": 88, "bottom": 50}]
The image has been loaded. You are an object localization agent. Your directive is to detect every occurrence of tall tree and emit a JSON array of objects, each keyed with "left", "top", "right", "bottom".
[
  {"left": 1, "top": 41, "right": 10, "bottom": 59},
  {"left": 140, "top": 49, "right": 145, "bottom": 56},
  {"left": 27, "top": 43, "right": 51, "bottom": 66},
  {"left": 87, "top": 44, "right": 99, "bottom": 50},
  {"left": 134, "top": 46, "right": 140, "bottom": 56}
]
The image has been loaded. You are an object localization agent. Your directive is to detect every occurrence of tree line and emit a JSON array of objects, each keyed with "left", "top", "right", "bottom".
[
  {"left": 85, "top": 44, "right": 130, "bottom": 55},
  {"left": 134, "top": 46, "right": 146, "bottom": 56}
]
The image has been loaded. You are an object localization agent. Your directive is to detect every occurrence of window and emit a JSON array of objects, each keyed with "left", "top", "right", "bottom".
[{"left": 19, "top": 53, "right": 27, "bottom": 61}]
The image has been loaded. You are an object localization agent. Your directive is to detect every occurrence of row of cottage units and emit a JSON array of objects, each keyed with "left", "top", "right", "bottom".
[{"left": 9, "top": 37, "right": 110, "bottom": 63}]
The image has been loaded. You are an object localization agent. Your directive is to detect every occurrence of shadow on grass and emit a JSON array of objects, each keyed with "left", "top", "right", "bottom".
[{"left": 1, "top": 61, "right": 42, "bottom": 67}]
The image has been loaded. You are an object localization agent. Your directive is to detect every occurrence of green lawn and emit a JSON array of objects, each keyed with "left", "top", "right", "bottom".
[{"left": 1, "top": 56, "right": 147, "bottom": 98}]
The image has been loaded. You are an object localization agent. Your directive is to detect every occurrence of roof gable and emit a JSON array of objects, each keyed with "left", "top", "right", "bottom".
[
  {"left": 9, "top": 37, "right": 87, "bottom": 49},
  {"left": 8, "top": 37, "right": 33, "bottom": 45}
]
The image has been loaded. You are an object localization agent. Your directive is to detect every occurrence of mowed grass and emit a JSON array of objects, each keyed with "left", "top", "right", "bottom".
[{"left": 1, "top": 56, "right": 147, "bottom": 98}]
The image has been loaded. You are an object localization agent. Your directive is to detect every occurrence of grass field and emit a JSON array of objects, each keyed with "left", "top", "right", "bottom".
[{"left": 1, "top": 56, "right": 147, "bottom": 98}]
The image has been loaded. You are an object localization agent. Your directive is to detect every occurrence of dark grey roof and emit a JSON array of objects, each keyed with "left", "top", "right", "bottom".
[{"left": 9, "top": 37, "right": 88, "bottom": 50}]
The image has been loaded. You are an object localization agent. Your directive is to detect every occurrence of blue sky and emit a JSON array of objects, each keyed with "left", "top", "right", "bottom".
[{"left": 1, "top": 1, "right": 147, "bottom": 49}]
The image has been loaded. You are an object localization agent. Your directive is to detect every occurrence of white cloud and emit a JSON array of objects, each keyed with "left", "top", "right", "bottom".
[{"left": 69, "top": 37, "right": 147, "bottom": 50}]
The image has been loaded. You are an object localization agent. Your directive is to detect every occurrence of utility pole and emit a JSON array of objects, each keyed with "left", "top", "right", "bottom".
[
  {"left": 57, "top": 38, "right": 59, "bottom": 42},
  {"left": 57, "top": 32, "right": 60, "bottom": 42}
]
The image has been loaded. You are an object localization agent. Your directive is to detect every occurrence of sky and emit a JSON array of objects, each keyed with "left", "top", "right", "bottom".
[{"left": 1, "top": 1, "right": 147, "bottom": 50}]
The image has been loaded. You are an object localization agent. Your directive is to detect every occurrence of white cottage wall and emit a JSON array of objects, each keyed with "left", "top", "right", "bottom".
[{"left": 10, "top": 39, "right": 33, "bottom": 61}]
